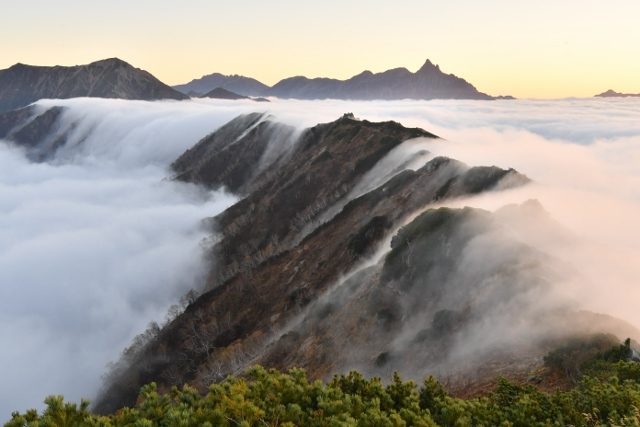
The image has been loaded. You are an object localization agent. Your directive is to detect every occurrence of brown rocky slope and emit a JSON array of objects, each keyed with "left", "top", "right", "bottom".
[{"left": 94, "top": 113, "right": 636, "bottom": 413}]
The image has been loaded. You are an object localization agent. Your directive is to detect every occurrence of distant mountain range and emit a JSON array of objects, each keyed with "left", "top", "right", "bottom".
[
  {"left": 0, "top": 58, "right": 187, "bottom": 113},
  {"left": 595, "top": 89, "right": 640, "bottom": 98},
  {"left": 0, "top": 57, "right": 507, "bottom": 110},
  {"left": 200, "top": 87, "right": 270, "bottom": 102},
  {"left": 174, "top": 73, "right": 270, "bottom": 98},
  {"left": 175, "top": 59, "right": 504, "bottom": 100}
]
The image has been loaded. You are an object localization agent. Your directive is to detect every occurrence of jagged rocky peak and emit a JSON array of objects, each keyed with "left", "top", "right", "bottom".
[
  {"left": 172, "top": 112, "right": 436, "bottom": 195},
  {"left": 94, "top": 113, "right": 533, "bottom": 413},
  {"left": 0, "top": 57, "right": 187, "bottom": 113},
  {"left": 417, "top": 58, "right": 441, "bottom": 72}
]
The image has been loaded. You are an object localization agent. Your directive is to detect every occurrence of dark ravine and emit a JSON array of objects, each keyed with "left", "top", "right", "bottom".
[
  {"left": 174, "top": 59, "right": 503, "bottom": 100},
  {"left": 93, "top": 112, "right": 539, "bottom": 413},
  {"left": 0, "top": 58, "right": 187, "bottom": 113}
]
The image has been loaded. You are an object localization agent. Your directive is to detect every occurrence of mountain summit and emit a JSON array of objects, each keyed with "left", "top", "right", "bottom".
[
  {"left": 174, "top": 59, "right": 500, "bottom": 100},
  {"left": 0, "top": 58, "right": 187, "bottom": 112}
]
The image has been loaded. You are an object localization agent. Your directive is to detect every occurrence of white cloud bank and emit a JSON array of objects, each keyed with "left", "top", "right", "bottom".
[{"left": 2, "top": 96, "right": 640, "bottom": 418}]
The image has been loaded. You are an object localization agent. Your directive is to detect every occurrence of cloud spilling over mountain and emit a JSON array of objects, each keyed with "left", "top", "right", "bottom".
[
  {"left": 0, "top": 58, "right": 187, "bottom": 113},
  {"left": 173, "top": 59, "right": 495, "bottom": 100},
  {"left": 2, "top": 97, "right": 640, "bottom": 418},
  {"left": 0, "top": 99, "right": 245, "bottom": 418}
]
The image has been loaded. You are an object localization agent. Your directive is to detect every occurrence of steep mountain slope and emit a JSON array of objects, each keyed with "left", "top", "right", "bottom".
[
  {"left": 0, "top": 105, "right": 68, "bottom": 161},
  {"left": 173, "top": 73, "right": 270, "bottom": 97},
  {"left": 173, "top": 59, "right": 499, "bottom": 100},
  {"left": 0, "top": 58, "right": 187, "bottom": 113},
  {"left": 94, "top": 113, "right": 530, "bottom": 412}
]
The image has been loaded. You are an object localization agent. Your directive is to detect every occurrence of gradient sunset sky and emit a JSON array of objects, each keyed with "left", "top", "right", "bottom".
[{"left": 2, "top": 0, "right": 639, "bottom": 98}]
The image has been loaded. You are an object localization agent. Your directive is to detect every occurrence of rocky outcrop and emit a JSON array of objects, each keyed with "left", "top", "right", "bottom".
[
  {"left": 0, "top": 58, "right": 187, "bottom": 113},
  {"left": 173, "top": 59, "right": 503, "bottom": 100},
  {"left": 94, "top": 113, "right": 529, "bottom": 413}
]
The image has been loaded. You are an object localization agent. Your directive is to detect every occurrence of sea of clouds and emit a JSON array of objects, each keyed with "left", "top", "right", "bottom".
[{"left": 1, "top": 96, "right": 639, "bottom": 418}]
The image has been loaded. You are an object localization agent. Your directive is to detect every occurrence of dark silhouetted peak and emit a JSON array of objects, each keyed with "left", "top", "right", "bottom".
[
  {"left": 266, "top": 61, "right": 493, "bottom": 100},
  {"left": 0, "top": 58, "right": 187, "bottom": 113},
  {"left": 416, "top": 58, "right": 441, "bottom": 73},
  {"left": 200, "top": 87, "right": 248, "bottom": 100},
  {"left": 595, "top": 89, "right": 640, "bottom": 98},
  {"left": 90, "top": 57, "right": 129, "bottom": 67},
  {"left": 352, "top": 70, "right": 374, "bottom": 79},
  {"left": 176, "top": 60, "right": 498, "bottom": 100},
  {"left": 7, "top": 62, "right": 30, "bottom": 70},
  {"left": 173, "top": 72, "right": 270, "bottom": 97}
]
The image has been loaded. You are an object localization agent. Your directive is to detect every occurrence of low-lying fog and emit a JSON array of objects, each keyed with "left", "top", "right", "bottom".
[{"left": 1, "top": 96, "right": 639, "bottom": 417}]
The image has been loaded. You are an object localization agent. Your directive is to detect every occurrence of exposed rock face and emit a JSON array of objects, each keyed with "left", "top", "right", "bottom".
[
  {"left": 0, "top": 58, "right": 187, "bottom": 113},
  {"left": 173, "top": 59, "right": 502, "bottom": 100},
  {"left": 94, "top": 113, "right": 530, "bottom": 413},
  {"left": 174, "top": 73, "right": 270, "bottom": 97},
  {"left": 595, "top": 89, "right": 640, "bottom": 98}
]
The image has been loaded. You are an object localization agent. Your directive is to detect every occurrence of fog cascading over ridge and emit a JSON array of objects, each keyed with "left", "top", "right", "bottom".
[
  {"left": 0, "top": 98, "right": 269, "bottom": 418},
  {"left": 2, "top": 96, "right": 640, "bottom": 418}
]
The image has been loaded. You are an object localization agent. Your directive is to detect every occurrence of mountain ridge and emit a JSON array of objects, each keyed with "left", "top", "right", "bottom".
[
  {"left": 174, "top": 59, "right": 503, "bottom": 100},
  {"left": 0, "top": 58, "right": 187, "bottom": 113},
  {"left": 92, "top": 113, "right": 536, "bottom": 413}
]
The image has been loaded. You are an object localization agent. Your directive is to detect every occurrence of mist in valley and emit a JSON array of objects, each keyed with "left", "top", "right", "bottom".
[{"left": 1, "top": 97, "right": 640, "bottom": 417}]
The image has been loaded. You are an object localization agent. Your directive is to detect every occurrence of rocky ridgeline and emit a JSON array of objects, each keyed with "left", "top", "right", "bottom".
[
  {"left": 174, "top": 59, "right": 500, "bottom": 100},
  {"left": 0, "top": 58, "right": 186, "bottom": 113},
  {"left": 93, "top": 113, "right": 544, "bottom": 412}
]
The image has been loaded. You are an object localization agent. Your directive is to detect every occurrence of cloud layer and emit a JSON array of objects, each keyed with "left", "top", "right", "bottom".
[{"left": 2, "top": 96, "right": 640, "bottom": 418}]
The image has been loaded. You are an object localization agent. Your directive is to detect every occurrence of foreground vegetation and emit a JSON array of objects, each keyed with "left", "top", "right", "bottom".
[{"left": 6, "top": 338, "right": 640, "bottom": 427}]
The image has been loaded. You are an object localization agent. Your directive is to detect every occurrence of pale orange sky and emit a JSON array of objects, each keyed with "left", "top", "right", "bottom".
[{"left": 1, "top": 0, "right": 639, "bottom": 98}]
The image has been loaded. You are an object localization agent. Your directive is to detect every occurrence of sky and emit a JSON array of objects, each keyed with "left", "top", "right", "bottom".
[
  {"left": 2, "top": 0, "right": 640, "bottom": 98},
  {"left": 1, "top": 1, "right": 639, "bottom": 97}
]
